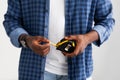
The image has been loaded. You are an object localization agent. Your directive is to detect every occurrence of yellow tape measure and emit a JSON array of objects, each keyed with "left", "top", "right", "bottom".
[{"left": 50, "top": 39, "right": 76, "bottom": 53}]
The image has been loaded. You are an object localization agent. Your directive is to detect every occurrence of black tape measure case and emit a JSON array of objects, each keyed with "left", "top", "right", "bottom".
[{"left": 56, "top": 39, "right": 76, "bottom": 53}]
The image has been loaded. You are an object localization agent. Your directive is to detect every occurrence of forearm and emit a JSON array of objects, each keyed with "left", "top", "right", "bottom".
[{"left": 84, "top": 30, "right": 99, "bottom": 44}]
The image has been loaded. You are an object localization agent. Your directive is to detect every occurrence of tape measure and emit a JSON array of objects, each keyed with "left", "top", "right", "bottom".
[{"left": 55, "top": 39, "right": 76, "bottom": 53}]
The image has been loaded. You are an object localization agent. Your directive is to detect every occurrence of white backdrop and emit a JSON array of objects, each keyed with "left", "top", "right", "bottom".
[{"left": 0, "top": 0, "right": 120, "bottom": 80}]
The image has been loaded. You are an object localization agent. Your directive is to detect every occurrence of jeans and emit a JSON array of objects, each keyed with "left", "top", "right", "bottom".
[
  {"left": 44, "top": 71, "right": 68, "bottom": 80},
  {"left": 44, "top": 71, "right": 92, "bottom": 80}
]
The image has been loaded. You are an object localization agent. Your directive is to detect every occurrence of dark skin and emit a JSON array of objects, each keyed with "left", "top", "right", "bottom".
[
  {"left": 25, "top": 35, "right": 50, "bottom": 56},
  {"left": 21, "top": 30, "right": 99, "bottom": 57},
  {"left": 63, "top": 30, "right": 99, "bottom": 57}
]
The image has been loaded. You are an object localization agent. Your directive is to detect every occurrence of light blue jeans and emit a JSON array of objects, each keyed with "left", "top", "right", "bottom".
[
  {"left": 44, "top": 71, "right": 92, "bottom": 80},
  {"left": 44, "top": 71, "right": 68, "bottom": 80}
]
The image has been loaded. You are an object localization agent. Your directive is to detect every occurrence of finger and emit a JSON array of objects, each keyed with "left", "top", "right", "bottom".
[
  {"left": 64, "top": 35, "right": 76, "bottom": 40},
  {"left": 38, "top": 43, "right": 50, "bottom": 50},
  {"left": 36, "top": 36, "right": 50, "bottom": 43},
  {"left": 73, "top": 44, "right": 81, "bottom": 55},
  {"left": 33, "top": 47, "right": 50, "bottom": 56},
  {"left": 32, "top": 42, "right": 49, "bottom": 51},
  {"left": 41, "top": 47, "right": 50, "bottom": 56},
  {"left": 41, "top": 37, "right": 50, "bottom": 43},
  {"left": 63, "top": 52, "right": 76, "bottom": 57}
]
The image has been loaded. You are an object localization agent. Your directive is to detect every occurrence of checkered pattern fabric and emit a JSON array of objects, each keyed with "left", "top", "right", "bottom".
[{"left": 3, "top": 0, "right": 114, "bottom": 80}]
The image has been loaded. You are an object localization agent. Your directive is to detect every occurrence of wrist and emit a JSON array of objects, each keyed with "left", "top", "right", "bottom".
[
  {"left": 82, "top": 34, "right": 91, "bottom": 44},
  {"left": 19, "top": 34, "right": 29, "bottom": 48},
  {"left": 84, "top": 30, "right": 99, "bottom": 44}
]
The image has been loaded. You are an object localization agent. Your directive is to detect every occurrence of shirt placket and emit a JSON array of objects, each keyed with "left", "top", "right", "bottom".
[{"left": 44, "top": 0, "right": 50, "bottom": 38}]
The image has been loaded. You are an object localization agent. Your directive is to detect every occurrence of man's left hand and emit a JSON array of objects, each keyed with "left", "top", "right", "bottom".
[
  {"left": 62, "top": 34, "right": 90, "bottom": 57},
  {"left": 63, "top": 30, "right": 99, "bottom": 57}
]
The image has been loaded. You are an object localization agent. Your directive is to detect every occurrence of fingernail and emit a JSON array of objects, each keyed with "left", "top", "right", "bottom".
[{"left": 64, "top": 37, "right": 68, "bottom": 39}]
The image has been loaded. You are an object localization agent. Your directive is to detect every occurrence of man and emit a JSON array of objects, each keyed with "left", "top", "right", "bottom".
[{"left": 3, "top": 0, "right": 114, "bottom": 80}]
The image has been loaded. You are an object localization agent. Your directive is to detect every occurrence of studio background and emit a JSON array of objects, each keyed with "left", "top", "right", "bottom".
[{"left": 0, "top": 0, "right": 120, "bottom": 80}]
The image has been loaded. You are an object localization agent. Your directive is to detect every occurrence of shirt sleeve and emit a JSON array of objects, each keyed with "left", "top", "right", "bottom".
[
  {"left": 3, "top": 0, "right": 28, "bottom": 47},
  {"left": 92, "top": 0, "right": 115, "bottom": 46},
  {"left": 9, "top": 28, "right": 28, "bottom": 47}
]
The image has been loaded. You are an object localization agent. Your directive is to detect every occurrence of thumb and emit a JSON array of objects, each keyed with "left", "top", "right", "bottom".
[
  {"left": 64, "top": 35, "right": 76, "bottom": 40},
  {"left": 42, "top": 37, "right": 50, "bottom": 43}
]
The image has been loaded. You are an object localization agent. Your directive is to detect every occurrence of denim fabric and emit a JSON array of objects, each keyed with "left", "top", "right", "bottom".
[
  {"left": 44, "top": 71, "right": 92, "bottom": 80},
  {"left": 44, "top": 71, "right": 68, "bottom": 80}
]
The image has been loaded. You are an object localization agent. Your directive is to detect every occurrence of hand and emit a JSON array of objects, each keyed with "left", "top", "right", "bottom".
[
  {"left": 63, "top": 35, "right": 90, "bottom": 57},
  {"left": 25, "top": 35, "right": 50, "bottom": 56},
  {"left": 63, "top": 30, "right": 99, "bottom": 57}
]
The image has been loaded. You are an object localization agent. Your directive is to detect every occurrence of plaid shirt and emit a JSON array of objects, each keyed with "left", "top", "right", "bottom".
[{"left": 3, "top": 0, "right": 114, "bottom": 80}]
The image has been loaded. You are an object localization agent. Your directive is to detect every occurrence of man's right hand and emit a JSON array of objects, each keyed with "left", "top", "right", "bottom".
[{"left": 20, "top": 34, "right": 50, "bottom": 56}]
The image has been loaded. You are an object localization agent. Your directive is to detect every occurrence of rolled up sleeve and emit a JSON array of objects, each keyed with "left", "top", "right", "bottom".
[
  {"left": 9, "top": 28, "right": 28, "bottom": 47},
  {"left": 92, "top": 0, "right": 115, "bottom": 46},
  {"left": 3, "top": 0, "right": 28, "bottom": 48}
]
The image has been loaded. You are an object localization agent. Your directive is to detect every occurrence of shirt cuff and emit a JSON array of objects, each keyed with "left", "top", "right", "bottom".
[
  {"left": 9, "top": 28, "right": 28, "bottom": 47},
  {"left": 92, "top": 25, "right": 106, "bottom": 47}
]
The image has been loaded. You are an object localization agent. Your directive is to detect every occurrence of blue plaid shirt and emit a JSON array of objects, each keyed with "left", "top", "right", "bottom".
[{"left": 3, "top": 0, "right": 114, "bottom": 80}]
